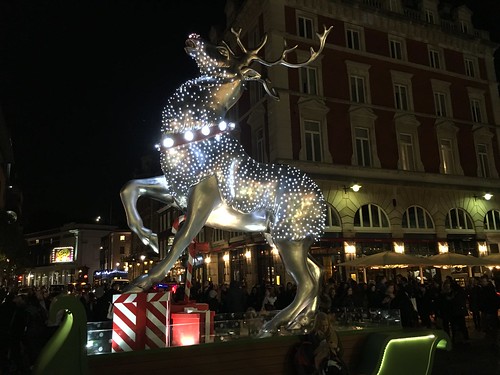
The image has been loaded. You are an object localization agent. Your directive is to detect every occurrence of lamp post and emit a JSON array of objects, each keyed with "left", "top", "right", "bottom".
[{"left": 140, "top": 255, "right": 146, "bottom": 274}]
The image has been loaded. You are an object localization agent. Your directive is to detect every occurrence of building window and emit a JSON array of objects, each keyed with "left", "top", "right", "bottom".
[
  {"left": 297, "top": 16, "right": 314, "bottom": 39},
  {"left": 477, "top": 143, "right": 490, "bottom": 178},
  {"left": 464, "top": 58, "right": 475, "bottom": 77},
  {"left": 300, "top": 66, "right": 318, "bottom": 95},
  {"left": 304, "top": 120, "right": 323, "bottom": 162},
  {"left": 473, "top": 126, "right": 498, "bottom": 178},
  {"left": 484, "top": 210, "right": 500, "bottom": 231},
  {"left": 325, "top": 204, "right": 341, "bottom": 230},
  {"left": 399, "top": 133, "right": 415, "bottom": 171},
  {"left": 346, "top": 28, "right": 361, "bottom": 50},
  {"left": 470, "top": 99, "right": 483, "bottom": 123},
  {"left": 119, "top": 246, "right": 125, "bottom": 255},
  {"left": 439, "top": 138, "right": 455, "bottom": 174},
  {"left": 425, "top": 10, "right": 435, "bottom": 24},
  {"left": 212, "top": 229, "right": 225, "bottom": 242},
  {"left": 355, "top": 127, "right": 371, "bottom": 167},
  {"left": 434, "top": 92, "right": 448, "bottom": 117},
  {"left": 119, "top": 235, "right": 126, "bottom": 241},
  {"left": 389, "top": 39, "right": 402, "bottom": 60},
  {"left": 354, "top": 204, "right": 390, "bottom": 229},
  {"left": 445, "top": 208, "right": 474, "bottom": 230},
  {"left": 256, "top": 127, "right": 265, "bottom": 163},
  {"left": 402, "top": 206, "right": 434, "bottom": 230},
  {"left": 394, "top": 84, "right": 409, "bottom": 111},
  {"left": 429, "top": 48, "right": 441, "bottom": 69},
  {"left": 350, "top": 75, "right": 366, "bottom": 103}
]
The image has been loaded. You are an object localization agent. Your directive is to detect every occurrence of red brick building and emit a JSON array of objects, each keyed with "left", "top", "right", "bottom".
[{"left": 208, "top": 0, "right": 500, "bottom": 283}]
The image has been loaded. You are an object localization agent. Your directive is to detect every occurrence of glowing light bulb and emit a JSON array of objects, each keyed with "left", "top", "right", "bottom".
[
  {"left": 184, "top": 131, "right": 194, "bottom": 141},
  {"left": 201, "top": 126, "right": 210, "bottom": 136},
  {"left": 219, "top": 121, "right": 227, "bottom": 131},
  {"left": 163, "top": 137, "right": 174, "bottom": 148},
  {"left": 229, "top": 122, "right": 235, "bottom": 129}
]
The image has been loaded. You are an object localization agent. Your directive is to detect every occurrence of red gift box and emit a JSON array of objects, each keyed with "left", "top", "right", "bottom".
[{"left": 111, "top": 292, "right": 171, "bottom": 352}]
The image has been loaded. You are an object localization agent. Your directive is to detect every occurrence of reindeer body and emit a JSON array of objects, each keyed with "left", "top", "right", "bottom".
[
  {"left": 121, "top": 28, "right": 331, "bottom": 333},
  {"left": 160, "top": 133, "right": 325, "bottom": 240}
]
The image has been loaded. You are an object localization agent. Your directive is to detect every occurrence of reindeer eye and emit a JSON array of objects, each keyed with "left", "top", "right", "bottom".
[{"left": 217, "top": 47, "right": 229, "bottom": 58}]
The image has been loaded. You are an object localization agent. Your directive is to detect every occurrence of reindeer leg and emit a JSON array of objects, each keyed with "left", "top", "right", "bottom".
[
  {"left": 120, "top": 175, "right": 176, "bottom": 254},
  {"left": 259, "top": 237, "right": 317, "bottom": 335},
  {"left": 285, "top": 255, "right": 323, "bottom": 330},
  {"left": 124, "top": 176, "right": 222, "bottom": 293}
]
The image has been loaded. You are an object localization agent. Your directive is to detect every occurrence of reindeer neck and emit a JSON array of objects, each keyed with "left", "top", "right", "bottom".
[{"left": 161, "top": 75, "right": 243, "bottom": 134}]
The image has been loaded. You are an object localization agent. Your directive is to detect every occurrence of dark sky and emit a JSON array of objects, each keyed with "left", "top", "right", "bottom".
[
  {"left": 0, "top": 1, "right": 498, "bottom": 233},
  {"left": 0, "top": 1, "right": 226, "bottom": 232}
]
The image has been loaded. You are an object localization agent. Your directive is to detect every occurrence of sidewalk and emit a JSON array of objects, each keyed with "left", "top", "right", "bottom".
[{"left": 432, "top": 317, "right": 500, "bottom": 375}]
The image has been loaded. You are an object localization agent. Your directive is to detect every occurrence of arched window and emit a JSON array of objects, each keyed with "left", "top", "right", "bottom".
[
  {"left": 325, "top": 204, "right": 341, "bottom": 231},
  {"left": 484, "top": 210, "right": 500, "bottom": 231},
  {"left": 445, "top": 208, "right": 474, "bottom": 230},
  {"left": 402, "top": 205, "right": 434, "bottom": 230},
  {"left": 354, "top": 204, "right": 390, "bottom": 229}
]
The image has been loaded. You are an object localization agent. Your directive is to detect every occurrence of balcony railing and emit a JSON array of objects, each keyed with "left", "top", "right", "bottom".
[{"left": 338, "top": 0, "right": 489, "bottom": 41}]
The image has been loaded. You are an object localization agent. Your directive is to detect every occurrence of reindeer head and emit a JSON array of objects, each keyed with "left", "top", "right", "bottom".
[{"left": 184, "top": 26, "right": 332, "bottom": 100}]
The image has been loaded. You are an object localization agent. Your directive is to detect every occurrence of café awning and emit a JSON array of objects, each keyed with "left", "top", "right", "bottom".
[
  {"left": 428, "top": 253, "right": 484, "bottom": 267},
  {"left": 339, "top": 251, "right": 432, "bottom": 268}
]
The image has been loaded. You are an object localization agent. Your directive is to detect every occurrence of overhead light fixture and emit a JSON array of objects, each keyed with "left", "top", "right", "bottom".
[
  {"left": 474, "top": 193, "right": 493, "bottom": 201},
  {"left": 343, "top": 184, "right": 362, "bottom": 193},
  {"left": 351, "top": 184, "right": 362, "bottom": 192}
]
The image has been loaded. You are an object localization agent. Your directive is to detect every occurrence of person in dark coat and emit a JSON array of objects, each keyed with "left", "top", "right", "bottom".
[
  {"left": 467, "top": 277, "right": 481, "bottom": 330},
  {"left": 478, "top": 275, "right": 499, "bottom": 343},
  {"left": 416, "top": 284, "right": 433, "bottom": 328},
  {"left": 225, "top": 281, "right": 246, "bottom": 313},
  {"left": 449, "top": 281, "right": 469, "bottom": 342}
]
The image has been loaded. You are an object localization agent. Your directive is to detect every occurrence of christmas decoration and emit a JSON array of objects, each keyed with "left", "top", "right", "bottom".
[{"left": 121, "top": 26, "right": 331, "bottom": 333}]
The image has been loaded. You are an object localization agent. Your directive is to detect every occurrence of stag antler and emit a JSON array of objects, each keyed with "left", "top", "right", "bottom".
[
  {"left": 247, "top": 25, "right": 332, "bottom": 68},
  {"left": 230, "top": 28, "right": 268, "bottom": 56}
]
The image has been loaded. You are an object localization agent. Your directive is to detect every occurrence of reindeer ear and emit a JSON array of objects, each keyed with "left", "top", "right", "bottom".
[{"left": 241, "top": 67, "right": 261, "bottom": 81}]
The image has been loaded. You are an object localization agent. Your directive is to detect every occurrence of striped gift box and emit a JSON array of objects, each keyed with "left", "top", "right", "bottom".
[{"left": 111, "top": 292, "right": 171, "bottom": 352}]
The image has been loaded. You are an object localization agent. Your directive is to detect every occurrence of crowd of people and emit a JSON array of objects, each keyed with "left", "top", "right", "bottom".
[
  {"left": 315, "top": 274, "right": 499, "bottom": 344},
  {"left": 0, "top": 282, "right": 121, "bottom": 373},
  {"left": 0, "top": 272, "right": 498, "bottom": 373}
]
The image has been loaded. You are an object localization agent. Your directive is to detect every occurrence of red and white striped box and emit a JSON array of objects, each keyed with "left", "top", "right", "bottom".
[{"left": 111, "top": 292, "right": 171, "bottom": 352}]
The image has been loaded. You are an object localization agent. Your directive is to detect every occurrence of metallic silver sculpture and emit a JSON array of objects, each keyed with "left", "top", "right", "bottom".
[{"left": 121, "top": 26, "right": 331, "bottom": 333}]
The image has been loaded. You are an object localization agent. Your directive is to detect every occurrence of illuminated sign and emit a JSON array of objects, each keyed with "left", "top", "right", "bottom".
[{"left": 50, "top": 247, "right": 74, "bottom": 263}]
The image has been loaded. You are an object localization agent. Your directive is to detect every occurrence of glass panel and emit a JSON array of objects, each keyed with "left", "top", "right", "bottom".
[
  {"left": 494, "top": 211, "right": 500, "bottom": 230},
  {"left": 408, "top": 206, "right": 417, "bottom": 228},
  {"left": 354, "top": 210, "right": 361, "bottom": 227},
  {"left": 425, "top": 212, "right": 434, "bottom": 229},
  {"left": 416, "top": 207, "right": 425, "bottom": 228},
  {"left": 370, "top": 205, "right": 380, "bottom": 227},
  {"left": 361, "top": 205, "right": 370, "bottom": 227},
  {"left": 402, "top": 211, "right": 408, "bottom": 228}
]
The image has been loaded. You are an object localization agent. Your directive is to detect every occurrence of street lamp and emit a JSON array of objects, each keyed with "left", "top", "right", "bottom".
[{"left": 140, "top": 255, "right": 146, "bottom": 273}]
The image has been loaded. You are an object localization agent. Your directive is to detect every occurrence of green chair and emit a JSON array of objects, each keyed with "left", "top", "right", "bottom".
[
  {"left": 356, "top": 329, "right": 451, "bottom": 375},
  {"left": 33, "top": 295, "right": 89, "bottom": 375}
]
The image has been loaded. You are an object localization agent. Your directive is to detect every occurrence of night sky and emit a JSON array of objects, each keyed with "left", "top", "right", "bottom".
[
  {"left": 0, "top": 1, "right": 498, "bottom": 233},
  {"left": 0, "top": 1, "right": 226, "bottom": 232}
]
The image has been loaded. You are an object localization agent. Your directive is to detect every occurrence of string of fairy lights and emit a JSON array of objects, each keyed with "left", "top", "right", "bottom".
[{"left": 157, "top": 33, "right": 326, "bottom": 241}]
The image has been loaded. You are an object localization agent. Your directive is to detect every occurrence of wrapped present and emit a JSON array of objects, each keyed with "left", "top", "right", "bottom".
[{"left": 111, "top": 292, "right": 171, "bottom": 352}]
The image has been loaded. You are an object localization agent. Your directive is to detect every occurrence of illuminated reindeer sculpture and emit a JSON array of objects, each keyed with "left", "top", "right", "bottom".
[{"left": 121, "top": 26, "right": 331, "bottom": 333}]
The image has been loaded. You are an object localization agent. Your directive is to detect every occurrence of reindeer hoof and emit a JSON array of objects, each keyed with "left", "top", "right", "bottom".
[{"left": 256, "top": 329, "right": 274, "bottom": 338}]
